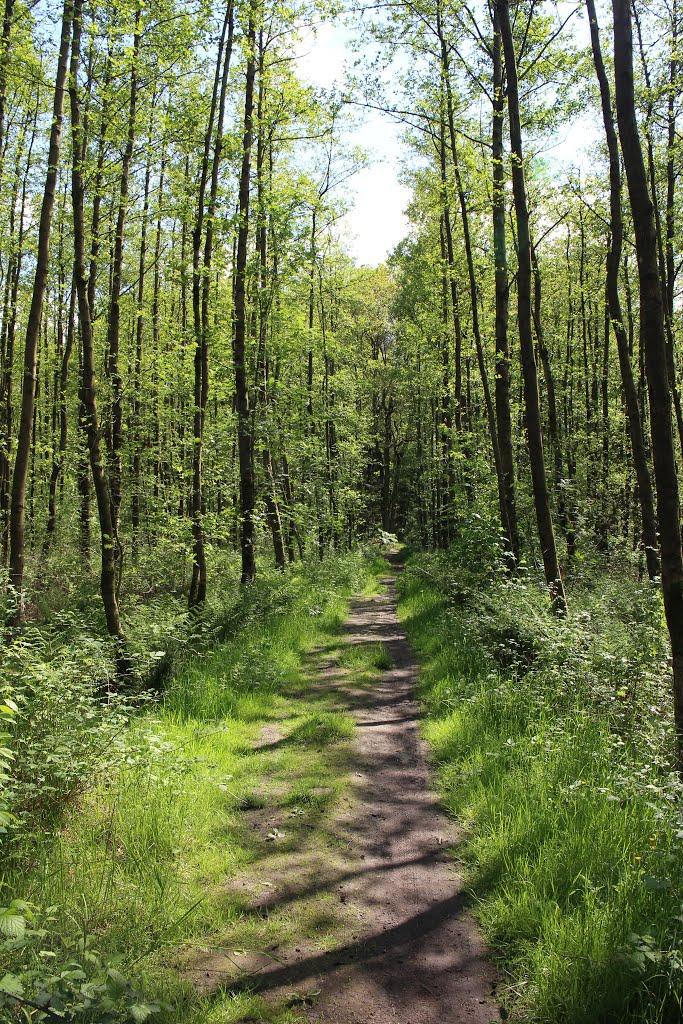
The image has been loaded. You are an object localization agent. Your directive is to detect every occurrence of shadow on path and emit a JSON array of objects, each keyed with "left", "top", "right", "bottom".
[{"left": 201, "top": 566, "right": 498, "bottom": 1024}]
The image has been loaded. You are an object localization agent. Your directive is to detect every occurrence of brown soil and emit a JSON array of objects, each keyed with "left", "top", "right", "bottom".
[{"left": 186, "top": 565, "right": 498, "bottom": 1022}]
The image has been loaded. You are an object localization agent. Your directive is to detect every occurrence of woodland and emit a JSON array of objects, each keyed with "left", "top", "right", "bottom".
[{"left": 0, "top": 0, "right": 683, "bottom": 1020}]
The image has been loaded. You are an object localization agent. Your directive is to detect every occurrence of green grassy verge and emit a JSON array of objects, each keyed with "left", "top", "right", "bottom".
[
  {"left": 1, "top": 550, "right": 388, "bottom": 1024},
  {"left": 396, "top": 539, "right": 683, "bottom": 1024}
]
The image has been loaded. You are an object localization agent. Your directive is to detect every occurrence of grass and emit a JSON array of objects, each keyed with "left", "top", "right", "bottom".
[
  {"left": 397, "top": 546, "right": 683, "bottom": 1024},
  {"left": 1, "top": 550, "right": 389, "bottom": 1024},
  {"left": 337, "top": 640, "right": 393, "bottom": 682}
]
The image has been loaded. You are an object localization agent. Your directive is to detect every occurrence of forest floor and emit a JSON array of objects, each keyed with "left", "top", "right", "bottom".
[{"left": 191, "top": 563, "right": 498, "bottom": 1023}]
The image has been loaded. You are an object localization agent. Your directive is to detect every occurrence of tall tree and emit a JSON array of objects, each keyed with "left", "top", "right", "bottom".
[
  {"left": 586, "top": 0, "right": 659, "bottom": 580},
  {"left": 234, "top": 7, "right": 257, "bottom": 584},
  {"left": 8, "top": 0, "right": 73, "bottom": 619},
  {"left": 497, "top": 0, "right": 566, "bottom": 613},
  {"left": 68, "top": 0, "right": 126, "bottom": 655},
  {"left": 613, "top": 0, "right": 683, "bottom": 767},
  {"left": 189, "top": 1, "right": 234, "bottom": 608}
]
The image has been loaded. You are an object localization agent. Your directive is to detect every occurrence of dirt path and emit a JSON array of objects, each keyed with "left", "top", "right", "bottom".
[{"left": 241, "top": 568, "right": 498, "bottom": 1023}]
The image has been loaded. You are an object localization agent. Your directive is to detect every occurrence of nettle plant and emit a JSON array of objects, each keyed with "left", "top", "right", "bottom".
[{"left": 0, "top": 931, "right": 167, "bottom": 1023}]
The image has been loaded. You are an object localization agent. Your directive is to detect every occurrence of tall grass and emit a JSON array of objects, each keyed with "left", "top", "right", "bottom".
[{"left": 397, "top": 534, "right": 683, "bottom": 1023}]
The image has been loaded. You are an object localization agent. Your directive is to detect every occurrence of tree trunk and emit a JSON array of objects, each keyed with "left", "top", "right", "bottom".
[
  {"left": 8, "top": 0, "right": 72, "bottom": 619},
  {"left": 498, "top": 0, "right": 566, "bottom": 613},
  {"left": 69, "top": 0, "right": 126, "bottom": 661},
  {"left": 613, "top": 0, "right": 683, "bottom": 768},
  {"left": 633, "top": 3, "right": 683, "bottom": 468},
  {"left": 255, "top": 48, "right": 286, "bottom": 570},
  {"left": 131, "top": 121, "right": 153, "bottom": 550},
  {"left": 234, "top": 12, "right": 257, "bottom": 584},
  {"left": 0, "top": 111, "right": 34, "bottom": 564},
  {"left": 0, "top": 0, "right": 16, "bottom": 181},
  {"left": 666, "top": 0, "right": 678, "bottom": 319},
  {"left": 530, "top": 238, "right": 568, "bottom": 540},
  {"left": 492, "top": 7, "right": 519, "bottom": 562},
  {"left": 586, "top": 0, "right": 659, "bottom": 579},
  {"left": 45, "top": 278, "right": 75, "bottom": 546},
  {"left": 106, "top": 5, "right": 140, "bottom": 539},
  {"left": 189, "top": 2, "right": 233, "bottom": 607},
  {"left": 436, "top": 24, "right": 510, "bottom": 548}
]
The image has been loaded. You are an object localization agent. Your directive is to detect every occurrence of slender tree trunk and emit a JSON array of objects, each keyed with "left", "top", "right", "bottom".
[
  {"left": 0, "top": 0, "right": 16, "bottom": 182},
  {"left": 450, "top": 132, "right": 512, "bottom": 552},
  {"left": 106, "top": 5, "right": 141, "bottom": 539},
  {"left": 633, "top": 4, "right": 683, "bottom": 468},
  {"left": 436, "top": 113, "right": 470, "bottom": 503},
  {"left": 87, "top": 44, "right": 111, "bottom": 316},
  {"left": 613, "top": 0, "right": 683, "bottom": 768},
  {"left": 234, "top": 13, "right": 257, "bottom": 584},
  {"left": 8, "top": 0, "right": 72, "bottom": 619},
  {"left": 69, "top": 0, "right": 126, "bottom": 659},
  {"left": 530, "top": 238, "right": 568, "bottom": 533},
  {"left": 189, "top": 3, "right": 233, "bottom": 607},
  {"left": 436, "top": 28, "right": 511, "bottom": 550},
  {"left": 0, "top": 112, "right": 34, "bottom": 564},
  {"left": 45, "top": 279, "right": 75, "bottom": 546},
  {"left": 77, "top": 341, "right": 90, "bottom": 559},
  {"left": 498, "top": 0, "right": 566, "bottom": 613},
  {"left": 131, "top": 114, "right": 154, "bottom": 551},
  {"left": 586, "top": 0, "right": 659, "bottom": 578},
  {"left": 438, "top": 208, "right": 453, "bottom": 546},
  {"left": 151, "top": 152, "right": 165, "bottom": 528},
  {"left": 255, "top": 50, "right": 286, "bottom": 569},
  {"left": 666, "top": 0, "right": 678, "bottom": 319},
  {"left": 492, "top": 8, "right": 519, "bottom": 561}
]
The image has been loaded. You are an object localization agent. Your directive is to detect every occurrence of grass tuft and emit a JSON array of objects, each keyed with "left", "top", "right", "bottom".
[{"left": 289, "top": 712, "right": 354, "bottom": 746}]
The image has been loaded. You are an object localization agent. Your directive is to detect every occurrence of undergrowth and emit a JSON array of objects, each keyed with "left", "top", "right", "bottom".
[
  {"left": 0, "top": 548, "right": 387, "bottom": 1023},
  {"left": 397, "top": 519, "right": 683, "bottom": 1024}
]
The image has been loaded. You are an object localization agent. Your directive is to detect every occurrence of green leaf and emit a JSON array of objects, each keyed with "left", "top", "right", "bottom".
[
  {"left": 130, "top": 1003, "right": 158, "bottom": 1022},
  {"left": 0, "top": 906, "right": 25, "bottom": 939},
  {"left": 106, "top": 967, "right": 129, "bottom": 998},
  {"left": 0, "top": 973, "right": 24, "bottom": 997}
]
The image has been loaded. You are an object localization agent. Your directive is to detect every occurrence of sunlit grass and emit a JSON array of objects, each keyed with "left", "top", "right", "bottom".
[
  {"left": 398, "top": 556, "right": 683, "bottom": 1024},
  {"left": 3, "top": 550, "right": 389, "bottom": 1024}
]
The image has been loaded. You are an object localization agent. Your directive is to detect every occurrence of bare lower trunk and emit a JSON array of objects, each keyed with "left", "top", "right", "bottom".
[{"left": 45, "top": 280, "right": 75, "bottom": 545}]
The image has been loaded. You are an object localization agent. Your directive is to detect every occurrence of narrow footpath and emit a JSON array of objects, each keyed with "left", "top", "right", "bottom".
[{"left": 243, "top": 568, "right": 498, "bottom": 1023}]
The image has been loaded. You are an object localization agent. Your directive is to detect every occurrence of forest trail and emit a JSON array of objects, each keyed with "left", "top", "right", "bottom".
[{"left": 239, "top": 565, "right": 497, "bottom": 1023}]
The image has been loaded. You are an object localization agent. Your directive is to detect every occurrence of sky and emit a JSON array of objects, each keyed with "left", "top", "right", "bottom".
[
  {"left": 296, "top": 18, "right": 597, "bottom": 269},
  {"left": 297, "top": 22, "right": 412, "bottom": 267}
]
